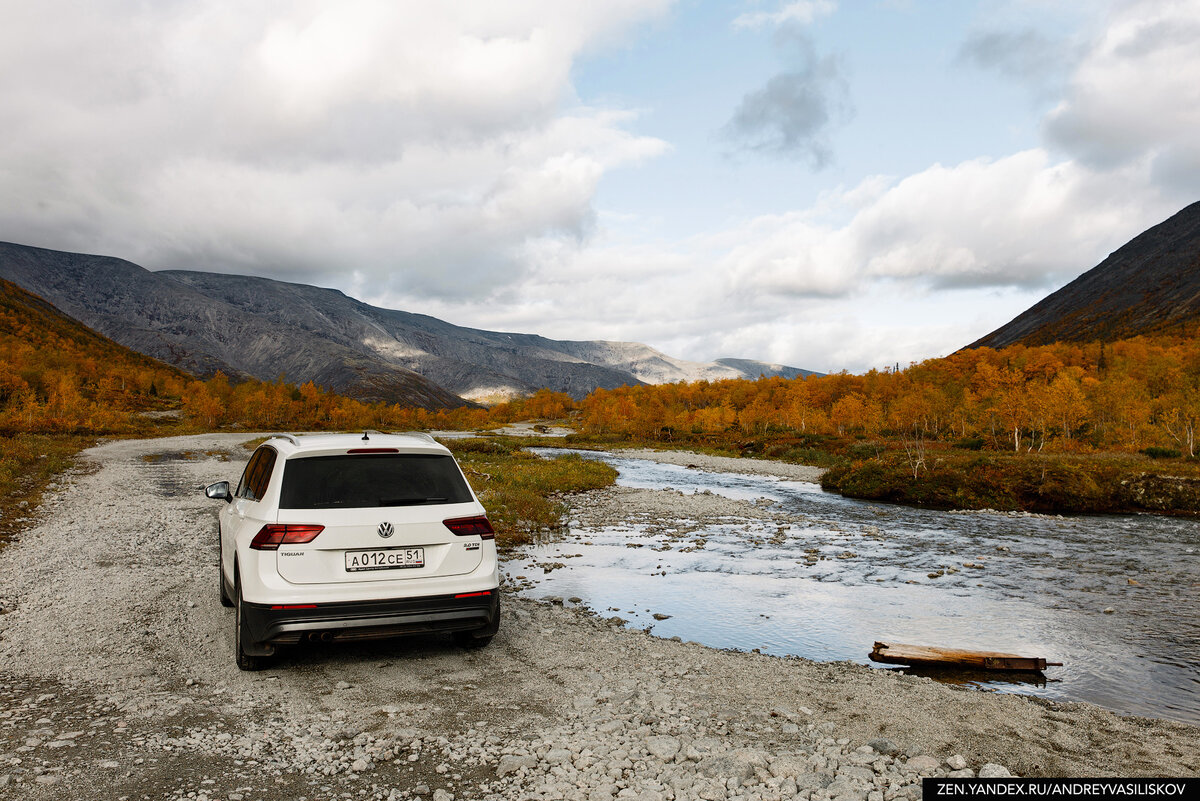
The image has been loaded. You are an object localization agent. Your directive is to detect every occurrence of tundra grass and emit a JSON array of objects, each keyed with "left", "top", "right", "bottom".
[
  {"left": 821, "top": 450, "right": 1200, "bottom": 516},
  {"left": 0, "top": 434, "right": 93, "bottom": 546},
  {"left": 445, "top": 438, "right": 617, "bottom": 548}
]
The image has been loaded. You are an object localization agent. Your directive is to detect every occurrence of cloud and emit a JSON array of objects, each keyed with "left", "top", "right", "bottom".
[
  {"left": 1043, "top": 0, "right": 1200, "bottom": 182},
  {"left": 718, "top": 148, "right": 1178, "bottom": 299},
  {"left": 732, "top": 0, "right": 837, "bottom": 30},
  {"left": 724, "top": 26, "right": 851, "bottom": 165},
  {"left": 956, "top": 28, "right": 1073, "bottom": 86},
  {"left": 445, "top": 145, "right": 1177, "bottom": 371},
  {"left": 0, "top": 1, "right": 672, "bottom": 296},
  {"left": 442, "top": 0, "right": 1200, "bottom": 373}
]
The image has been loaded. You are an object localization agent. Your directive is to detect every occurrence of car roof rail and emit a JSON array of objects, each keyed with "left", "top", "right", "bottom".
[
  {"left": 271, "top": 433, "right": 300, "bottom": 446},
  {"left": 398, "top": 430, "right": 438, "bottom": 444}
]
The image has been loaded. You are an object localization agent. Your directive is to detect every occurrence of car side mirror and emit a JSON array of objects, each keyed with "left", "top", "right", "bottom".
[{"left": 205, "top": 481, "right": 232, "bottom": 503}]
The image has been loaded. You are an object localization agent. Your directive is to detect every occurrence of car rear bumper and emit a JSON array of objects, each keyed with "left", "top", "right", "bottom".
[{"left": 241, "top": 588, "right": 499, "bottom": 650}]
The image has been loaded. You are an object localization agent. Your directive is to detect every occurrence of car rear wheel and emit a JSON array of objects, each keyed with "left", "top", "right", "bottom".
[
  {"left": 453, "top": 632, "right": 494, "bottom": 648},
  {"left": 234, "top": 568, "right": 271, "bottom": 671}
]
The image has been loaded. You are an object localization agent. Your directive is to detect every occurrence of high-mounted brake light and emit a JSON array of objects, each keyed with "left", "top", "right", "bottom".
[
  {"left": 454, "top": 591, "right": 493, "bottom": 599},
  {"left": 250, "top": 524, "right": 325, "bottom": 550},
  {"left": 443, "top": 515, "right": 495, "bottom": 540},
  {"left": 347, "top": 448, "right": 400, "bottom": 454}
]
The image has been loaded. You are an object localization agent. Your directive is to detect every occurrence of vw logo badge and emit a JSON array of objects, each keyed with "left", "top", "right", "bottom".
[{"left": 377, "top": 522, "right": 394, "bottom": 539}]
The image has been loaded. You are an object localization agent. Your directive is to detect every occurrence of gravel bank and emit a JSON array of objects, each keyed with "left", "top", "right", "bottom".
[
  {"left": 0, "top": 435, "right": 1195, "bottom": 801},
  {"left": 611, "top": 449, "right": 825, "bottom": 483}
]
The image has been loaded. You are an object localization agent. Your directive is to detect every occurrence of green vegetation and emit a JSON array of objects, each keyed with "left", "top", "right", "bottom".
[{"left": 445, "top": 438, "right": 617, "bottom": 548}]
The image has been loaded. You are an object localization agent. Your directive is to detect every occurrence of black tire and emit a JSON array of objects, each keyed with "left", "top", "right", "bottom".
[
  {"left": 234, "top": 568, "right": 271, "bottom": 672},
  {"left": 218, "top": 543, "right": 233, "bottom": 608},
  {"left": 454, "top": 632, "right": 494, "bottom": 649}
]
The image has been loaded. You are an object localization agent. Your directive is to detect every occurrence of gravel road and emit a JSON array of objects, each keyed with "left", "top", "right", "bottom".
[{"left": 0, "top": 434, "right": 1196, "bottom": 801}]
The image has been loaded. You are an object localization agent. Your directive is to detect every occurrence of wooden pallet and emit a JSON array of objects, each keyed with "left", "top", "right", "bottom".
[{"left": 869, "top": 641, "right": 1062, "bottom": 672}]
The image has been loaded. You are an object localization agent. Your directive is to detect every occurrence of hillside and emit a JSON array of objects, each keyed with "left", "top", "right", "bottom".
[
  {"left": 0, "top": 278, "right": 191, "bottom": 431},
  {"left": 970, "top": 201, "right": 1200, "bottom": 348},
  {"left": 0, "top": 242, "right": 814, "bottom": 405},
  {"left": 0, "top": 244, "right": 471, "bottom": 409}
]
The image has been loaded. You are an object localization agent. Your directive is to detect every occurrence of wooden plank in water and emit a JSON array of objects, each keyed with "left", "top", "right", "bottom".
[{"left": 869, "top": 641, "right": 1062, "bottom": 672}]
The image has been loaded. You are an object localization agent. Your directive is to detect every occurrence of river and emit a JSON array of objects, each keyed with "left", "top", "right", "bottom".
[{"left": 506, "top": 449, "right": 1200, "bottom": 725}]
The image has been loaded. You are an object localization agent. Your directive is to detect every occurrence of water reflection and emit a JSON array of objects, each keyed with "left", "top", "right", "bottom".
[{"left": 508, "top": 448, "right": 1200, "bottom": 724}]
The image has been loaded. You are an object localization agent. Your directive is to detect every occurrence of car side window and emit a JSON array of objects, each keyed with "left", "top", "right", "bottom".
[
  {"left": 234, "top": 450, "right": 261, "bottom": 499},
  {"left": 249, "top": 448, "right": 277, "bottom": 501},
  {"left": 237, "top": 446, "right": 278, "bottom": 502}
]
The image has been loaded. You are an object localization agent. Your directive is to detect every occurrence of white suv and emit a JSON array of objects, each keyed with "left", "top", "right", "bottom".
[{"left": 205, "top": 432, "right": 499, "bottom": 670}]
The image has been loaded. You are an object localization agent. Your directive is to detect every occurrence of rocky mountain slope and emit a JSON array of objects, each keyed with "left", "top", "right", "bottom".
[
  {"left": 1, "top": 277, "right": 188, "bottom": 384},
  {"left": 0, "top": 242, "right": 813, "bottom": 406},
  {"left": 0, "top": 277, "right": 195, "bottom": 425},
  {"left": 0, "top": 244, "right": 467, "bottom": 409},
  {"left": 970, "top": 201, "right": 1200, "bottom": 349}
]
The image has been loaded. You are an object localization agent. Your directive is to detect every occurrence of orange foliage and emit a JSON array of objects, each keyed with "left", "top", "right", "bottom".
[
  {"left": 7, "top": 263, "right": 1195, "bottom": 461},
  {"left": 0, "top": 279, "right": 189, "bottom": 434},
  {"left": 567, "top": 336, "right": 1200, "bottom": 457}
]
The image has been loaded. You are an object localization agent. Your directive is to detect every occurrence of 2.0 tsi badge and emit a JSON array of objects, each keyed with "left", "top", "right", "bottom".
[{"left": 377, "top": 522, "right": 394, "bottom": 539}]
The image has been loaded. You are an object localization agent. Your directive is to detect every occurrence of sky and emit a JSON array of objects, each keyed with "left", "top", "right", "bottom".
[{"left": 1, "top": 0, "right": 1198, "bottom": 374}]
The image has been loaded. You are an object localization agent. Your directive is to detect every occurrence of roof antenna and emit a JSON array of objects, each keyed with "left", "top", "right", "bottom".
[{"left": 362, "top": 431, "right": 370, "bottom": 441}]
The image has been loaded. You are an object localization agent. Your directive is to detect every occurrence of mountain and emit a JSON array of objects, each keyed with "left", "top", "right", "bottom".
[
  {"left": 0, "top": 242, "right": 813, "bottom": 406},
  {"left": 969, "top": 201, "right": 1200, "bottom": 349},
  {"left": 0, "top": 277, "right": 191, "bottom": 413},
  {"left": 0, "top": 244, "right": 468, "bottom": 409}
]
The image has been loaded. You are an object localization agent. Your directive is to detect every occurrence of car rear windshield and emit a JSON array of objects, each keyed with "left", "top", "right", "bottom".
[{"left": 279, "top": 454, "right": 474, "bottom": 509}]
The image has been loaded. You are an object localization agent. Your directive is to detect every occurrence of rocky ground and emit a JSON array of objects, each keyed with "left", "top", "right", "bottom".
[
  {"left": 0, "top": 434, "right": 1196, "bottom": 801},
  {"left": 609, "top": 450, "right": 825, "bottom": 483}
]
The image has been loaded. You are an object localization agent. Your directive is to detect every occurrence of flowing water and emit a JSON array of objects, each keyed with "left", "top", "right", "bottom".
[{"left": 507, "top": 449, "right": 1200, "bottom": 725}]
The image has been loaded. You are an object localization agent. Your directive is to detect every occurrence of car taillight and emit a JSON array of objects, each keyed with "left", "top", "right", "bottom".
[
  {"left": 250, "top": 524, "right": 325, "bottom": 550},
  {"left": 443, "top": 515, "right": 495, "bottom": 540}
]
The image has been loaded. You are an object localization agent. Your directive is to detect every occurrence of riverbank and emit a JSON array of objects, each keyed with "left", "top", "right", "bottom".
[
  {"left": 525, "top": 429, "right": 1200, "bottom": 517},
  {"left": 821, "top": 451, "right": 1200, "bottom": 516},
  {"left": 611, "top": 448, "right": 826, "bottom": 482},
  {"left": 0, "top": 433, "right": 1194, "bottom": 801},
  {"left": 513, "top": 446, "right": 1199, "bottom": 725}
]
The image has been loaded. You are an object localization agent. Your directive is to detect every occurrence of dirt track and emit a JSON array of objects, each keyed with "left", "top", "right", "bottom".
[{"left": 0, "top": 435, "right": 1196, "bottom": 801}]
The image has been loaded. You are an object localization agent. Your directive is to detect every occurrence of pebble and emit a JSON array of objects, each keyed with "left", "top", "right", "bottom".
[
  {"left": 979, "top": 763, "right": 1014, "bottom": 778},
  {"left": 906, "top": 755, "right": 941, "bottom": 774},
  {"left": 496, "top": 754, "right": 537, "bottom": 777},
  {"left": 645, "top": 735, "right": 681, "bottom": 761},
  {"left": 867, "top": 737, "right": 900, "bottom": 756}
]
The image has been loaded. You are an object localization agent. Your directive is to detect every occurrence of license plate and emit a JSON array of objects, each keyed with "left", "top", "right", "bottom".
[{"left": 345, "top": 547, "right": 425, "bottom": 572}]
